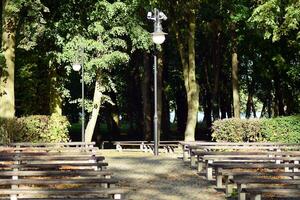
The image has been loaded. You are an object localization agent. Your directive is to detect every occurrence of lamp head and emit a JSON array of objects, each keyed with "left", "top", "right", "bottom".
[
  {"left": 152, "top": 31, "right": 167, "bottom": 45},
  {"left": 72, "top": 63, "right": 81, "bottom": 71}
]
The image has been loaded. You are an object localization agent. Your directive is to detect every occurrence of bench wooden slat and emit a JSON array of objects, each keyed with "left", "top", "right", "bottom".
[
  {"left": 0, "top": 188, "right": 125, "bottom": 195},
  {"left": 210, "top": 162, "right": 300, "bottom": 168},
  {"left": 234, "top": 178, "right": 300, "bottom": 184},
  {"left": 0, "top": 170, "right": 113, "bottom": 176},
  {"left": 0, "top": 178, "right": 118, "bottom": 185},
  {"left": 0, "top": 156, "right": 104, "bottom": 161}
]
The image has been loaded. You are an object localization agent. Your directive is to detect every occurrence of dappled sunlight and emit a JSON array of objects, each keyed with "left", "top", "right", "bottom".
[{"left": 101, "top": 150, "right": 225, "bottom": 200}]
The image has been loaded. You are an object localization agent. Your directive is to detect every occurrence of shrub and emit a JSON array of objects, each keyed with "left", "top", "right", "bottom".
[
  {"left": 0, "top": 118, "right": 24, "bottom": 144},
  {"left": 212, "top": 118, "right": 262, "bottom": 142},
  {"left": 0, "top": 115, "right": 70, "bottom": 143},
  {"left": 260, "top": 116, "right": 300, "bottom": 143},
  {"left": 212, "top": 116, "right": 300, "bottom": 143}
]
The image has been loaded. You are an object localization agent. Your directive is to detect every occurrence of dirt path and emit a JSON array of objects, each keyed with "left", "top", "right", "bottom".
[{"left": 101, "top": 150, "right": 225, "bottom": 200}]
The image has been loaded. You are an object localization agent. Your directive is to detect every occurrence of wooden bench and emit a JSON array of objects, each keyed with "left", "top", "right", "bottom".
[
  {"left": 192, "top": 150, "right": 300, "bottom": 173},
  {"left": 0, "top": 145, "right": 125, "bottom": 200},
  {"left": 181, "top": 141, "right": 300, "bottom": 162},
  {"left": 223, "top": 171, "right": 300, "bottom": 197},
  {"left": 115, "top": 141, "right": 179, "bottom": 153},
  {"left": 4, "top": 142, "right": 96, "bottom": 148},
  {"left": 234, "top": 177, "right": 300, "bottom": 200},
  {"left": 242, "top": 188, "right": 300, "bottom": 200},
  {"left": 208, "top": 162, "right": 300, "bottom": 182}
]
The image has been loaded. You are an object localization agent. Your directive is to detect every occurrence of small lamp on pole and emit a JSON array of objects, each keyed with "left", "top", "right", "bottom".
[{"left": 147, "top": 8, "right": 167, "bottom": 156}]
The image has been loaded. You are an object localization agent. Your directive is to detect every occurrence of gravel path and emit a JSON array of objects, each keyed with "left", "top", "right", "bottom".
[{"left": 101, "top": 150, "right": 225, "bottom": 200}]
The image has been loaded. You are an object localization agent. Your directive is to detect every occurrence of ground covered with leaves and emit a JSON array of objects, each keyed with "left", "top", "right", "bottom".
[{"left": 101, "top": 150, "right": 225, "bottom": 200}]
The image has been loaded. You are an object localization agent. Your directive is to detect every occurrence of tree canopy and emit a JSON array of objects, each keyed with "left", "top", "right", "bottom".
[{"left": 1, "top": 0, "right": 299, "bottom": 142}]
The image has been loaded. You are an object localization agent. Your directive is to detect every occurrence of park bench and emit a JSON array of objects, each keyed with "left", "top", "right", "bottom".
[
  {"left": 242, "top": 188, "right": 300, "bottom": 200},
  {"left": 194, "top": 150, "right": 300, "bottom": 172},
  {"left": 3, "top": 142, "right": 96, "bottom": 148},
  {"left": 115, "top": 141, "right": 179, "bottom": 153},
  {"left": 181, "top": 141, "right": 300, "bottom": 162},
  {"left": 208, "top": 162, "right": 300, "bottom": 183},
  {"left": 233, "top": 177, "right": 300, "bottom": 200},
  {"left": 223, "top": 171, "right": 300, "bottom": 197},
  {"left": 188, "top": 143, "right": 300, "bottom": 169},
  {"left": 0, "top": 144, "right": 126, "bottom": 200}
]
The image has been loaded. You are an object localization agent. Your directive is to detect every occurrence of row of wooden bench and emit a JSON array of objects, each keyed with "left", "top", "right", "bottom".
[
  {"left": 0, "top": 142, "right": 126, "bottom": 200},
  {"left": 180, "top": 141, "right": 300, "bottom": 200},
  {"left": 114, "top": 141, "right": 179, "bottom": 153}
]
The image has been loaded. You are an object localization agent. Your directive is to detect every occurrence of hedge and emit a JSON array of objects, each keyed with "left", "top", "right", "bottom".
[
  {"left": 212, "top": 115, "right": 300, "bottom": 143},
  {"left": 0, "top": 114, "right": 70, "bottom": 144}
]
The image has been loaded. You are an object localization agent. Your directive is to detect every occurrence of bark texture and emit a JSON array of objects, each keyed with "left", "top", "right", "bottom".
[
  {"left": 0, "top": 3, "right": 16, "bottom": 118},
  {"left": 175, "top": 11, "right": 199, "bottom": 141},
  {"left": 49, "top": 62, "right": 62, "bottom": 115},
  {"left": 232, "top": 52, "right": 240, "bottom": 118},
  {"left": 85, "top": 75, "right": 103, "bottom": 142}
]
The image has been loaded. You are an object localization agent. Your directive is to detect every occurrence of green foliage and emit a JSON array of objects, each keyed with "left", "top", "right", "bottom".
[
  {"left": 0, "top": 115, "right": 70, "bottom": 143},
  {"left": 260, "top": 116, "right": 300, "bottom": 143},
  {"left": 0, "top": 118, "right": 24, "bottom": 144},
  {"left": 212, "top": 116, "right": 300, "bottom": 143},
  {"left": 212, "top": 118, "right": 262, "bottom": 142},
  {"left": 249, "top": 0, "right": 300, "bottom": 42},
  {"left": 17, "top": 114, "right": 70, "bottom": 142}
]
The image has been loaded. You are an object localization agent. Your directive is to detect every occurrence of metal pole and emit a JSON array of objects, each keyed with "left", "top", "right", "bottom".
[
  {"left": 81, "top": 62, "right": 85, "bottom": 142},
  {"left": 153, "top": 51, "right": 158, "bottom": 156}
]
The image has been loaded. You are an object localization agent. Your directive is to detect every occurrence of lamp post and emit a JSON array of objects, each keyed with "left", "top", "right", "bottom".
[
  {"left": 72, "top": 52, "right": 85, "bottom": 142},
  {"left": 147, "top": 8, "right": 167, "bottom": 156}
]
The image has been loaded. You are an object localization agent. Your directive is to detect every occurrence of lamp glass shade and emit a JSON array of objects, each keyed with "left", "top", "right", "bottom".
[
  {"left": 72, "top": 63, "right": 81, "bottom": 71},
  {"left": 152, "top": 32, "right": 166, "bottom": 44}
]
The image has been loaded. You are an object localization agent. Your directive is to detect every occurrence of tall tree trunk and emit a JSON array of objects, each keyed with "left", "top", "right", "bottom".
[
  {"left": 184, "top": 12, "right": 199, "bottom": 141},
  {"left": 211, "top": 20, "right": 221, "bottom": 120},
  {"left": 246, "top": 80, "right": 254, "bottom": 118},
  {"left": 231, "top": 50, "right": 240, "bottom": 118},
  {"left": 85, "top": 74, "right": 103, "bottom": 142},
  {"left": 175, "top": 87, "right": 187, "bottom": 136},
  {"left": 141, "top": 53, "right": 152, "bottom": 141},
  {"left": 274, "top": 74, "right": 285, "bottom": 116},
  {"left": 231, "top": 24, "right": 240, "bottom": 118},
  {"left": 49, "top": 61, "right": 62, "bottom": 115},
  {"left": 203, "top": 61, "right": 212, "bottom": 127},
  {"left": 174, "top": 11, "right": 199, "bottom": 141},
  {"left": 0, "top": 4, "right": 16, "bottom": 118}
]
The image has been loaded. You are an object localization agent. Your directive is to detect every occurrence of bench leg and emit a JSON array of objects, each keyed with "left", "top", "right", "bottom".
[
  {"left": 206, "top": 160, "right": 213, "bottom": 180},
  {"left": 216, "top": 175, "right": 223, "bottom": 188},
  {"left": 225, "top": 176, "right": 234, "bottom": 197},
  {"left": 116, "top": 144, "right": 122, "bottom": 152},
  {"left": 250, "top": 194, "right": 261, "bottom": 200},
  {"left": 237, "top": 184, "right": 246, "bottom": 200},
  {"left": 114, "top": 194, "right": 122, "bottom": 199},
  {"left": 190, "top": 155, "right": 196, "bottom": 168},
  {"left": 183, "top": 150, "right": 189, "bottom": 162},
  {"left": 197, "top": 160, "right": 203, "bottom": 172}
]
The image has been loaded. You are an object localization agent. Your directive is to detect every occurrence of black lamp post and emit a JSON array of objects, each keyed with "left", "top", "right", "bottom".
[
  {"left": 147, "top": 8, "right": 167, "bottom": 156},
  {"left": 72, "top": 49, "right": 85, "bottom": 142}
]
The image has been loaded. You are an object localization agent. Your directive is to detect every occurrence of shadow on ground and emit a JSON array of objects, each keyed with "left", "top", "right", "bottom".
[{"left": 101, "top": 151, "right": 225, "bottom": 200}]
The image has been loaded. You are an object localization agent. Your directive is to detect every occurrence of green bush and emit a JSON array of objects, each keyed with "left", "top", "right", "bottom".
[
  {"left": 212, "top": 118, "right": 262, "bottom": 142},
  {"left": 0, "top": 118, "right": 24, "bottom": 144},
  {"left": 212, "top": 115, "right": 300, "bottom": 143},
  {"left": 260, "top": 116, "right": 300, "bottom": 143},
  {"left": 0, "top": 114, "right": 70, "bottom": 144}
]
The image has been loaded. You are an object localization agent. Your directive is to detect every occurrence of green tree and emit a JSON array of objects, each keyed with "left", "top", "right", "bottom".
[{"left": 1, "top": 0, "right": 46, "bottom": 118}]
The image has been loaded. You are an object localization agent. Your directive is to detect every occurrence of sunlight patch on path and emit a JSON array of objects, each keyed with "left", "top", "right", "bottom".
[{"left": 101, "top": 150, "right": 225, "bottom": 200}]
